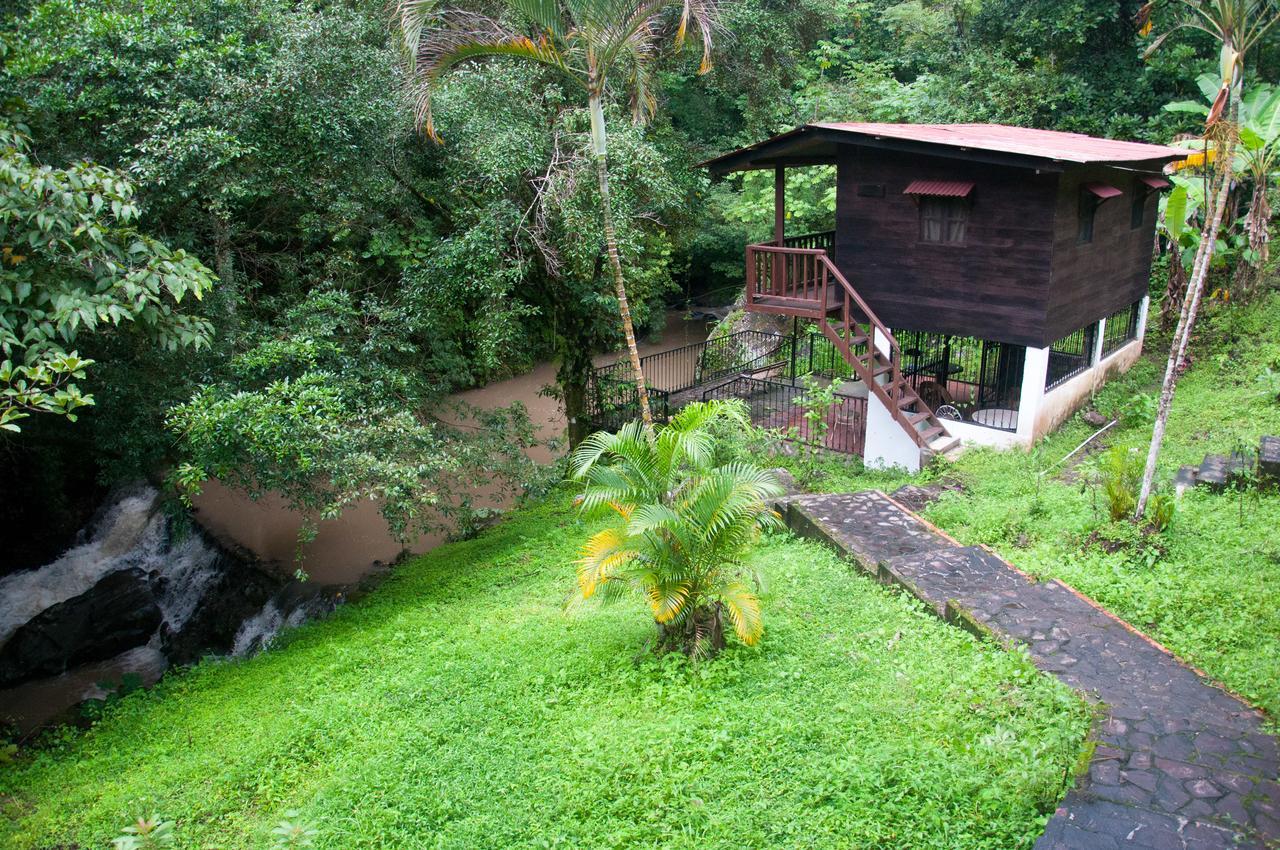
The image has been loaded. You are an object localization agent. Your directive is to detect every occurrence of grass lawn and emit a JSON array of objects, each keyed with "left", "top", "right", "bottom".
[
  {"left": 809, "top": 294, "right": 1280, "bottom": 721},
  {"left": 1, "top": 499, "right": 1088, "bottom": 850}
]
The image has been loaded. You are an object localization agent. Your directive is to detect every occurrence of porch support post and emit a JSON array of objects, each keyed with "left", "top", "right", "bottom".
[
  {"left": 773, "top": 165, "right": 785, "bottom": 291},
  {"left": 774, "top": 164, "right": 786, "bottom": 245}
]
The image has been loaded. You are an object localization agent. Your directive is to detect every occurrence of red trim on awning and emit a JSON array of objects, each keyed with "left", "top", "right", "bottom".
[
  {"left": 903, "top": 179, "right": 975, "bottom": 198},
  {"left": 1139, "top": 175, "right": 1170, "bottom": 190},
  {"left": 1083, "top": 181, "right": 1123, "bottom": 199}
]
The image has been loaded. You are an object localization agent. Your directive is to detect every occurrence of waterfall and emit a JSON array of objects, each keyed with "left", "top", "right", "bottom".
[
  {"left": 0, "top": 484, "right": 329, "bottom": 730},
  {"left": 0, "top": 489, "right": 166, "bottom": 646}
]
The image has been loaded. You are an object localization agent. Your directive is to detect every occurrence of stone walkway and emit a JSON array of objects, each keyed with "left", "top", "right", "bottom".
[{"left": 782, "top": 491, "right": 1279, "bottom": 849}]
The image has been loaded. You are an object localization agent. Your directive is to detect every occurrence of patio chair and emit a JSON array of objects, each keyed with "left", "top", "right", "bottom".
[{"left": 916, "top": 379, "right": 954, "bottom": 411}]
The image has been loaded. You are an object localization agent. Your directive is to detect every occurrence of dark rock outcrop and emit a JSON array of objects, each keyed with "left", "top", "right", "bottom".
[
  {"left": 0, "top": 568, "right": 161, "bottom": 687},
  {"left": 159, "top": 549, "right": 287, "bottom": 666}
]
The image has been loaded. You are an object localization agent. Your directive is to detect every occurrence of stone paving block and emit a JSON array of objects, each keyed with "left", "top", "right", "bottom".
[
  {"left": 1196, "top": 453, "right": 1252, "bottom": 492},
  {"left": 1261, "top": 436, "right": 1280, "bottom": 487},
  {"left": 1175, "top": 464, "right": 1199, "bottom": 496},
  {"left": 784, "top": 491, "right": 951, "bottom": 569},
  {"left": 781, "top": 489, "right": 1279, "bottom": 849}
]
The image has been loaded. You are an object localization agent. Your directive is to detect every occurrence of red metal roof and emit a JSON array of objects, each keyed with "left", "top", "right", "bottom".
[
  {"left": 811, "top": 123, "right": 1188, "bottom": 163},
  {"left": 903, "top": 179, "right": 975, "bottom": 197},
  {"left": 1082, "top": 181, "right": 1123, "bottom": 199},
  {"left": 1139, "top": 175, "right": 1171, "bottom": 190}
]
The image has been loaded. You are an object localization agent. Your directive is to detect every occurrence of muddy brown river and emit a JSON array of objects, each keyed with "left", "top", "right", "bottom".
[{"left": 191, "top": 312, "right": 712, "bottom": 583}]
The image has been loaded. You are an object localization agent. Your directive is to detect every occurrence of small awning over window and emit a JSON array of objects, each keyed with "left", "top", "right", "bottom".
[
  {"left": 1138, "top": 175, "right": 1170, "bottom": 190},
  {"left": 903, "top": 180, "right": 975, "bottom": 198},
  {"left": 1082, "top": 181, "right": 1123, "bottom": 199}
]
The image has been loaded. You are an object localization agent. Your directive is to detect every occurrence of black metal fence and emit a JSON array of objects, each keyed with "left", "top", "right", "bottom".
[
  {"left": 892, "top": 330, "right": 1023, "bottom": 432},
  {"left": 1101, "top": 301, "right": 1141, "bottom": 358},
  {"left": 585, "top": 330, "right": 788, "bottom": 431},
  {"left": 1046, "top": 323, "right": 1098, "bottom": 390},
  {"left": 702, "top": 375, "right": 867, "bottom": 455}
]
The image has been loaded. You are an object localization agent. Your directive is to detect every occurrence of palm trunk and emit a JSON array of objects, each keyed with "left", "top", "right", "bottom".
[
  {"left": 1135, "top": 107, "right": 1240, "bottom": 518},
  {"left": 1237, "top": 181, "right": 1271, "bottom": 299},
  {"left": 1160, "top": 242, "right": 1188, "bottom": 334},
  {"left": 588, "top": 90, "right": 654, "bottom": 430}
]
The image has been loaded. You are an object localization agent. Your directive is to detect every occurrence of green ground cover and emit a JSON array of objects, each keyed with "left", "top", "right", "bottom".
[
  {"left": 805, "top": 294, "right": 1280, "bottom": 721},
  {"left": 1, "top": 500, "right": 1088, "bottom": 850}
]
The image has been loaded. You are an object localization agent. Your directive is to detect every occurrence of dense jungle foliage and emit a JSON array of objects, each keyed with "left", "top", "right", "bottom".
[{"left": 0, "top": 0, "right": 1260, "bottom": 560}]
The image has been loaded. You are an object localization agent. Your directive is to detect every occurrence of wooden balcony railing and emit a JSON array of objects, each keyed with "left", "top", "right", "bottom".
[
  {"left": 742, "top": 229, "right": 954, "bottom": 453},
  {"left": 782, "top": 230, "right": 836, "bottom": 256}
]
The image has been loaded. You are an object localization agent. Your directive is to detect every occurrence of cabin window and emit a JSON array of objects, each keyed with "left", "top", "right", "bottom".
[
  {"left": 1130, "top": 191, "right": 1147, "bottom": 229},
  {"left": 1077, "top": 193, "right": 1099, "bottom": 243},
  {"left": 919, "top": 197, "right": 968, "bottom": 244}
]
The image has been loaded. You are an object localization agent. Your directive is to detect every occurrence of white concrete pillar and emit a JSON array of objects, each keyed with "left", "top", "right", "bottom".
[
  {"left": 1135, "top": 294, "right": 1151, "bottom": 343},
  {"left": 873, "top": 326, "right": 892, "bottom": 360},
  {"left": 1015, "top": 345, "right": 1050, "bottom": 445},
  {"left": 1092, "top": 318, "right": 1106, "bottom": 365}
]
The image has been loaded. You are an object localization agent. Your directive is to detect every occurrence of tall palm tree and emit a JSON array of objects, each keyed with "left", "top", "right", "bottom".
[
  {"left": 396, "top": 0, "right": 720, "bottom": 431},
  {"left": 569, "top": 400, "right": 783, "bottom": 657},
  {"left": 1134, "top": 0, "right": 1280, "bottom": 518}
]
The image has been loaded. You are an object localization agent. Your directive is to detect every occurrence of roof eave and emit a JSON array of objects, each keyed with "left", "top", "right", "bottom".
[{"left": 700, "top": 124, "right": 1188, "bottom": 176}]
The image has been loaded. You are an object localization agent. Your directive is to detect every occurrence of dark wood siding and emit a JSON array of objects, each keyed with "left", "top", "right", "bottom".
[
  {"left": 1044, "top": 167, "right": 1156, "bottom": 342},
  {"left": 834, "top": 145, "right": 1058, "bottom": 347}
]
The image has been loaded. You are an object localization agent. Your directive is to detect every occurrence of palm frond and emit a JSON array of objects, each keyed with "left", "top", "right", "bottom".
[
  {"left": 645, "top": 578, "right": 692, "bottom": 622},
  {"left": 577, "top": 526, "right": 638, "bottom": 598},
  {"left": 401, "top": 7, "right": 570, "bottom": 138},
  {"left": 719, "top": 580, "right": 763, "bottom": 645}
]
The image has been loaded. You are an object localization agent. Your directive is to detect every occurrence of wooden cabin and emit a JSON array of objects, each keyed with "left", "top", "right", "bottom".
[{"left": 702, "top": 123, "right": 1186, "bottom": 471}]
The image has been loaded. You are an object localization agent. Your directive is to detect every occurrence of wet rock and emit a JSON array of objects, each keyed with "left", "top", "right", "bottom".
[
  {"left": 0, "top": 568, "right": 161, "bottom": 687},
  {"left": 1082, "top": 409, "right": 1109, "bottom": 427},
  {"left": 767, "top": 467, "right": 801, "bottom": 495},
  {"left": 889, "top": 477, "right": 964, "bottom": 512},
  {"left": 1260, "top": 436, "right": 1280, "bottom": 487},
  {"left": 159, "top": 549, "right": 287, "bottom": 666}
]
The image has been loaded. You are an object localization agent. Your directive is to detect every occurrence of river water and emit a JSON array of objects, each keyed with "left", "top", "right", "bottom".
[
  {"left": 0, "top": 313, "right": 710, "bottom": 732},
  {"left": 190, "top": 311, "right": 712, "bottom": 584}
]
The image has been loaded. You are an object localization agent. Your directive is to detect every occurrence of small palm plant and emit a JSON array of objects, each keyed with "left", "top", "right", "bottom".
[{"left": 568, "top": 400, "right": 784, "bottom": 657}]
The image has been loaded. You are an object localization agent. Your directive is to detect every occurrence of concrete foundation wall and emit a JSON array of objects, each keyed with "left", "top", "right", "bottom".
[
  {"left": 864, "top": 391, "right": 922, "bottom": 473},
  {"left": 1033, "top": 338, "right": 1142, "bottom": 441}
]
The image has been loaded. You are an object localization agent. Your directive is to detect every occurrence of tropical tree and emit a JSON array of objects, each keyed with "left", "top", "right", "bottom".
[
  {"left": 1134, "top": 0, "right": 1280, "bottom": 518},
  {"left": 1166, "top": 74, "right": 1280, "bottom": 295},
  {"left": 396, "top": 0, "right": 720, "bottom": 431},
  {"left": 568, "top": 400, "right": 783, "bottom": 657},
  {"left": 0, "top": 120, "right": 216, "bottom": 432}
]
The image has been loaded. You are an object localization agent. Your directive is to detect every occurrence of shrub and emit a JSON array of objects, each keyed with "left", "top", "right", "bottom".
[
  {"left": 1148, "top": 492, "right": 1177, "bottom": 532},
  {"left": 568, "top": 401, "right": 784, "bottom": 657}
]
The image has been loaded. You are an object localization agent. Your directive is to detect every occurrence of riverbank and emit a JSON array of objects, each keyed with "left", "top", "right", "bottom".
[
  {"left": 189, "top": 310, "right": 713, "bottom": 583},
  {"left": 0, "top": 497, "right": 1088, "bottom": 850},
  {"left": 0, "top": 312, "right": 713, "bottom": 733}
]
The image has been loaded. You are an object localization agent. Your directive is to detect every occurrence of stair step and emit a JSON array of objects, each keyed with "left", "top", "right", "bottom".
[
  {"left": 907, "top": 411, "right": 931, "bottom": 425},
  {"left": 896, "top": 396, "right": 918, "bottom": 410},
  {"left": 918, "top": 425, "right": 945, "bottom": 442},
  {"left": 872, "top": 365, "right": 893, "bottom": 377},
  {"left": 927, "top": 436, "right": 961, "bottom": 455}
]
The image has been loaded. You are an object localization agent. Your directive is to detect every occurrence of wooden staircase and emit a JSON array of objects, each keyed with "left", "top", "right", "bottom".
[{"left": 745, "top": 237, "right": 959, "bottom": 458}]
